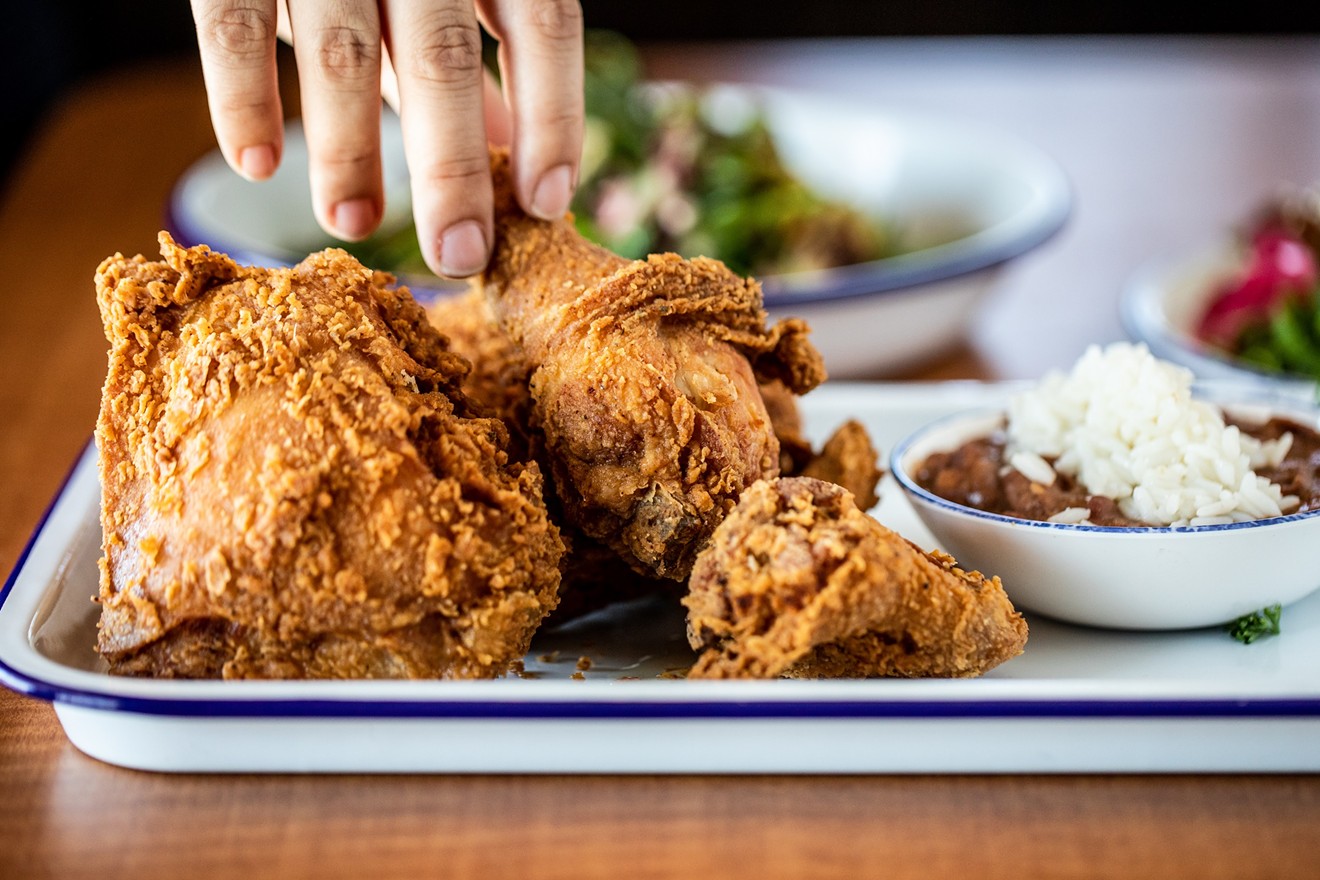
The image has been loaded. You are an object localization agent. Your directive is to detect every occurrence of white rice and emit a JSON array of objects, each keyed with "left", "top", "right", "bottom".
[{"left": 1005, "top": 342, "right": 1298, "bottom": 526}]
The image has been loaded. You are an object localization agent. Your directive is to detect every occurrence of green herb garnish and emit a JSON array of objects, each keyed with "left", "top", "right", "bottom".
[{"left": 1224, "top": 604, "right": 1283, "bottom": 644}]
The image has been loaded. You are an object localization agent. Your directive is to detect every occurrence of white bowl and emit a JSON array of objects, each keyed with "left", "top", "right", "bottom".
[
  {"left": 1120, "top": 240, "right": 1318, "bottom": 395},
  {"left": 890, "top": 387, "right": 1320, "bottom": 631},
  {"left": 167, "top": 86, "right": 1071, "bottom": 379}
]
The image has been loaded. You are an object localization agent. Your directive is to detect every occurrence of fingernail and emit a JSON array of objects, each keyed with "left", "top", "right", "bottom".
[
  {"left": 238, "top": 144, "right": 277, "bottom": 180},
  {"left": 331, "top": 198, "right": 377, "bottom": 241},
  {"left": 529, "top": 164, "right": 573, "bottom": 220},
  {"left": 437, "top": 221, "right": 488, "bottom": 277}
]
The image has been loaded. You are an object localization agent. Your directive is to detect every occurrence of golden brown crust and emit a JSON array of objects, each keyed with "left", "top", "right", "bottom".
[
  {"left": 684, "top": 477, "right": 1027, "bottom": 679},
  {"left": 761, "top": 380, "right": 883, "bottom": 509},
  {"left": 759, "top": 379, "right": 814, "bottom": 475},
  {"left": 425, "top": 285, "right": 537, "bottom": 460},
  {"left": 480, "top": 147, "right": 825, "bottom": 581},
  {"left": 94, "top": 233, "right": 564, "bottom": 679},
  {"left": 424, "top": 285, "right": 680, "bottom": 619},
  {"left": 799, "top": 419, "right": 884, "bottom": 511}
]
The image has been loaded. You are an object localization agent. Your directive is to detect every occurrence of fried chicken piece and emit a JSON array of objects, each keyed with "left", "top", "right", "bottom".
[
  {"left": 94, "top": 233, "right": 563, "bottom": 679},
  {"left": 760, "top": 379, "right": 883, "bottom": 508},
  {"left": 425, "top": 297, "right": 826, "bottom": 513},
  {"left": 480, "top": 148, "right": 826, "bottom": 581},
  {"left": 684, "top": 477, "right": 1027, "bottom": 679},
  {"left": 799, "top": 420, "right": 884, "bottom": 510}
]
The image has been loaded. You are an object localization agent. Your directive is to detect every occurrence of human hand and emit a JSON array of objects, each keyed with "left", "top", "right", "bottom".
[{"left": 189, "top": 0, "right": 584, "bottom": 278}]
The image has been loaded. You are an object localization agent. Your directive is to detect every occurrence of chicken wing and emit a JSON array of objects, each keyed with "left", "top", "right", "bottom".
[
  {"left": 94, "top": 233, "right": 563, "bottom": 678},
  {"left": 479, "top": 148, "right": 826, "bottom": 581},
  {"left": 684, "top": 476, "right": 1027, "bottom": 679}
]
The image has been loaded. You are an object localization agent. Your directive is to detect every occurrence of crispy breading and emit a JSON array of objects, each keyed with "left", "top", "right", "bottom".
[
  {"left": 425, "top": 286, "right": 679, "bottom": 619},
  {"left": 479, "top": 147, "right": 825, "bottom": 581},
  {"left": 425, "top": 285, "right": 536, "bottom": 459},
  {"left": 94, "top": 233, "right": 563, "bottom": 679},
  {"left": 799, "top": 419, "right": 884, "bottom": 511},
  {"left": 684, "top": 477, "right": 1027, "bottom": 679},
  {"left": 760, "top": 379, "right": 883, "bottom": 509},
  {"left": 758, "top": 378, "right": 814, "bottom": 475}
]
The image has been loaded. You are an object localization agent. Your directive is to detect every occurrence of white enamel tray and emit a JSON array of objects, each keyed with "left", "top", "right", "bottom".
[{"left": 2, "top": 383, "right": 1318, "bottom": 774}]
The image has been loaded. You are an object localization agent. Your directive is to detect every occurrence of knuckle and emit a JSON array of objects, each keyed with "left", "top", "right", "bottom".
[
  {"left": 403, "top": 13, "right": 483, "bottom": 87},
  {"left": 313, "top": 25, "right": 380, "bottom": 86},
  {"left": 314, "top": 144, "right": 378, "bottom": 175},
  {"left": 525, "top": 0, "right": 582, "bottom": 43},
  {"left": 217, "top": 93, "right": 281, "bottom": 120},
  {"left": 418, "top": 153, "right": 490, "bottom": 189},
  {"left": 199, "top": 3, "right": 277, "bottom": 61},
  {"left": 533, "top": 106, "right": 582, "bottom": 134}
]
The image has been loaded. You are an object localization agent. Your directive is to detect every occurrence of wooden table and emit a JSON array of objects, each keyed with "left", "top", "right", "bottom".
[{"left": 2, "top": 37, "right": 1319, "bottom": 879}]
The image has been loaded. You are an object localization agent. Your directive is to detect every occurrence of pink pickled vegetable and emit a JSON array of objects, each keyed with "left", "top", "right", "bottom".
[{"left": 1198, "top": 228, "right": 1317, "bottom": 346}]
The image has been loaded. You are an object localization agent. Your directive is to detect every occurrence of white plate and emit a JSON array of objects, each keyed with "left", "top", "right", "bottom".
[
  {"left": 167, "top": 88, "right": 1071, "bottom": 379},
  {"left": 3, "top": 383, "right": 1318, "bottom": 774}
]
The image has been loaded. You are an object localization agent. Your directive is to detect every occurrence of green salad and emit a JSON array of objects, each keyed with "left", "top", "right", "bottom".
[{"left": 335, "top": 30, "right": 893, "bottom": 279}]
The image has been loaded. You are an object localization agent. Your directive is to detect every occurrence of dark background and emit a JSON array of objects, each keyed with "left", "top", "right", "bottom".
[{"left": 8, "top": 1, "right": 1320, "bottom": 192}]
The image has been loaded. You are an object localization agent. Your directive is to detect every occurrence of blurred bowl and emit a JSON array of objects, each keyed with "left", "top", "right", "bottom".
[
  {"left": 749, "top": 88, "right": 1071, "bottom": 378},
  {"left": 168, "top": 86, "right": 1071, "bottom": 378},
  {"left": 890, "top": 385, "right": 1320, "bottom": 630},
  {"left": 1120, "top": 240, "right": 1318, "bottom": 395}
]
